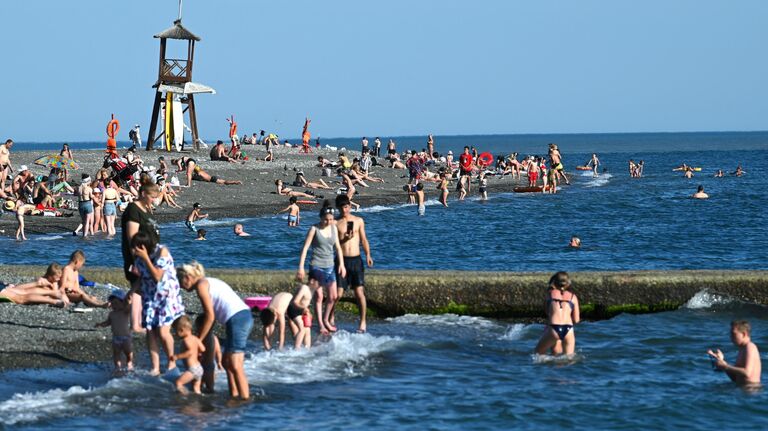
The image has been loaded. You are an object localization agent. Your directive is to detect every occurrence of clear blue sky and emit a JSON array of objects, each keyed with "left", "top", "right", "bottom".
[{"left": 1, "top": 0, "right": 766, "bottom": 142}]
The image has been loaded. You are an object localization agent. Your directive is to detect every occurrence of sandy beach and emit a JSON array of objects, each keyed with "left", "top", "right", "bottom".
[{"left": 0, "top": 144, "right": 522, "bottom": 236}]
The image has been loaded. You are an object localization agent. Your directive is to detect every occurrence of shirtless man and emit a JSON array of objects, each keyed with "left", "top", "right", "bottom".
[
  {"left": 211, "top": 140, "right": 237, "bottom": 163},
  {"left": 78, "top": 174, "right": 95, "bottom": 237},
  {"left": 415, "top": 182, "right": 425, "bottom": 216},
  {"left": 60, "top": 250, "right": 107, "bottom": 308},
  {"left": 586, "top": 153, "right": 600, "bottom": 177},
  {"left": 692, "top": 185, "right": 709, "bottom": 199},
  {"left": 233, "top": 223, "right": 251, "bottom": 237},
  {"left": 427, "top": 134, "right": 435, "bottom": 160},
  {"left": 708, "top": 320, "right": 761, "bottom": 385},
  {"left": 0, "top": 139, "right": 14, "bottom": 194},
  {"left": 548, "top": 144, "right": 569, "bottom": 185},
  {"left": 335, "top": 195, "right": 373, "bottom": 333}
]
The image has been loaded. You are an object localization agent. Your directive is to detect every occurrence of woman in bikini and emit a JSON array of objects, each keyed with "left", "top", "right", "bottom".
[
  {"left": 294, "top": 172, "right": 332, "bottom": 190},
  {"left": 535, "top": 271, "right": 580, "bottom": 356},
  {"left": 173, "top": 156, "right": 242, "bottom": 187}
]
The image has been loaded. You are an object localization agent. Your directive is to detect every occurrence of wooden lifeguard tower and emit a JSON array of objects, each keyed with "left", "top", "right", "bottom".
[{"left": 146, "top": 11, "right": 214, "bottom": 152}]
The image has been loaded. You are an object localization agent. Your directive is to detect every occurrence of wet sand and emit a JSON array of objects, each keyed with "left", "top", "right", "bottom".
[{"left": 0, "top": 145, "right": 522, "bottom": 236}]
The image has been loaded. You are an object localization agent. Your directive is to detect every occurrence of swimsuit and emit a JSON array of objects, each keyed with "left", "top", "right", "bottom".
[
  {"left": 288, "top": 214, "right": 298, "bottom": 223},
  {"left": 112, "top": 335, "right": 132, "bottom": 348},
  {"left": 287, "top": 301, "right": 304, "bottom": 321},
  {"left": 185, "top": 220, "right": 197, "bottom": 232},
  {"left": 337, "top": 255, "right": 365, "bottom": 290},
  {"left": 188, "top": 364, "right": 204, "bottom": 380},
  {"left": 547, "top": 293, "right": 575, "bottom": 341}
]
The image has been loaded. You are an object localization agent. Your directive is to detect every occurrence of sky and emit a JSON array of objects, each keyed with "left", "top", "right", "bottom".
[{"left": 0, "top": 0, "right": 766, "bottom": 142}]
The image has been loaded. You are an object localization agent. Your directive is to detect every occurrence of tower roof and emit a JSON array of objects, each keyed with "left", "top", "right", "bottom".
[{"left": 154, "top": 19, "right": 200, "bottom": 41}]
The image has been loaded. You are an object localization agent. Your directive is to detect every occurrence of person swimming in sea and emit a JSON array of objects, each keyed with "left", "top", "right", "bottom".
[{"left": 535, "top": 271, "right": 580, "bottom": 356}]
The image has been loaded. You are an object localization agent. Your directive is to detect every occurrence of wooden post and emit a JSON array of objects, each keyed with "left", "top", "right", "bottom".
[
  {"left": 187, "top": 94, "right": 199, "bottom": 151},
  {"left": 146, "top": 92, "right": 163, "bottom": 151}
]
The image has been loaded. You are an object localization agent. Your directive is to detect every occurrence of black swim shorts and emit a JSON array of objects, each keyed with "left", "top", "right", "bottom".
[
  {"left": 209, "top": 176, "right": 218, "bottom": 183},
  {"left": 337, "top": 255, "right": 365, "bottom": 290},
  {"left": 287, "top": 301, "right": 303, "bottom": 321}
]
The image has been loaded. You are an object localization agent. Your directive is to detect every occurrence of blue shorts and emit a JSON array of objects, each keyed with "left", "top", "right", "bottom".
[
  {"left": 78, "top": 200, "right": 94, "bottom": 217},
  {"left": 309, "top": 265, "right": 336, "bottom": 287},
  {"left": 103, "top": 202, "right": 117, "bottom": 216},
  {"left": 185, "top": 220, "right": 197, "bottom": 232},
  {"left": 288, "top": 214, "right": 298, "bottom": 223},
  {"left": 224, "top": 309, "right": 253, "bottom": 354}
]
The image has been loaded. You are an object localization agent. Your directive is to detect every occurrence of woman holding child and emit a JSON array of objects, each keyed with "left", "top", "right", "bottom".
[
  {"left": 131, "top": 232, "right": 185, "bottom": 375},
  {"left": 177, "top": 262, "right": 253, "bottom": 400}
]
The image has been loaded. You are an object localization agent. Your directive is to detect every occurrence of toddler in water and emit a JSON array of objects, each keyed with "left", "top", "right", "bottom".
[
  {"left": 195, "top": 315, "right": 223, "bottom": 393},
  {"left": 195, "top": 229, "right": 207, "bottom": 240},
  {"left": 95, "top": 289, "right": 133, "bottom": 372},
  {"left": 170, "top": 315, "right": 206, "bottom": 394},
  {"left": 277, "top": 196, "right": 301, "bottom": 226}
]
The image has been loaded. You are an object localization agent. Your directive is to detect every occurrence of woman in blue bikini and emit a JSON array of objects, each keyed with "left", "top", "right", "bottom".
[{"left": 535, "top": 271, "right": 580, "bottom": 356}]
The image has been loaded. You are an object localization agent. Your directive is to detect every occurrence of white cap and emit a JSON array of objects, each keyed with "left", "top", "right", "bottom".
[
  {"left": 134, "top": 124, "right": 140, "bottom": 128},
  {"left": 19, "top": 165, "right": 28, "bottom": 172}
]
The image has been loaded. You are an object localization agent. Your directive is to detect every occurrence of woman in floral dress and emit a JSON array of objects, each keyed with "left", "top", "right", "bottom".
[{"left": 131, "top": 232, "right": 185, "bottom": 375}]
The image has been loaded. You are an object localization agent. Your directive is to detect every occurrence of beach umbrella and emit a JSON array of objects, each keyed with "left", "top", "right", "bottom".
[{"left": 34, "top": 154, "right": 80, "bottom": 170}]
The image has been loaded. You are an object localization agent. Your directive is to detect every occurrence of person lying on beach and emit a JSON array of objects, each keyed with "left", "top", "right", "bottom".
[
  {"left": 275, "top": 179, "right": 316, "bottom": 199},
  {"left": 351, "top": 163, "right": 384, "bottom": 183},
  {"left": 343, "top": 167, "right": 369, "bottom": 188},
  {"left": 185, "top": 203, "right": 208, "bottom": 233},
  {"left": 0, "top": 263, "right": 65, "bottom": 306},
  {"left": 95, "top": 289, "right": 133, "bottom": 372},
  {"left": 277, "top": 196, "right": 301, "bottom": 226},
  {"left": 692, "top": 185, "right": 709, "bottom": 199},
  {"left": 210, "top": 140, "right": 238, "bottom": 163},
  {"left": 707, "top": 320, "right": 761, "bottom": 385},
  {"left": 60, "top": 250, "right": 107, "bottom": 308},
  {"left": 316, "top": 156, "right": 338, "bottom": 168},
  {"left": 261, "top": 292, "right": 296, "bottom": 350},
  {"left": 233, "top": 223, "right": 251, "bottom": 237},
  {"left": 294, "top": 172, "right": 332, "bottom": 189},
  {"left": 338, "top": 172, "right": 361, "bottom": 210},
  {"left": 535, "top": 272, "right": 580, "bottom": 356},
  {"left": 172, "top": 157, "right": 242, "bottom": 187},
  {"left": 170, "top": 315, "right": 206, "bottom": 395},
  {"left": 389, "top": 155, "right": 406, "bottom": 170}
]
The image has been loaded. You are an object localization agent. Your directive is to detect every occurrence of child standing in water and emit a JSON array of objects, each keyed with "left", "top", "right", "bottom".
[
  {"left": 185, "top": 202, "right": 208, "bottom": 233},
  {"left": 535, "top": 272, "right": 580, "bottom": 356},
  {"left": 415, "top": 182, "right": 425, "bottom": 216},
  {"left": 277, "top": 196, "right": 301, "bottom": 226},
  {"left": 95, "top": 289, "right": 133, "bottom": 372},
  {"left": 195, "top": 314, "right": 222, "bottom": 394},
  {"left": 170, "top": 315, "right": 206, "bottom": 394}
]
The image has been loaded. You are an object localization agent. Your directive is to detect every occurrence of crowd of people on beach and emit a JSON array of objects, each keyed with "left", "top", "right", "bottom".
[{"left": 0, "top": 131, "right": 761, "bottom": 396}]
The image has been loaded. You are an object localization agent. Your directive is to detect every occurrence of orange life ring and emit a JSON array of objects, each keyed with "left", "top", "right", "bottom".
[
  {"left": 478, "top": 152, "right": 494, "bottom": 166},
  {"left": 106, "top": 119, "right": 120, "bottom": 139}
]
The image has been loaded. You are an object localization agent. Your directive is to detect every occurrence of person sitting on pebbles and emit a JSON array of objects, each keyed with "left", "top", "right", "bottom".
[{"left": 0, "top": 263, "right": 66, "bottom": 306}]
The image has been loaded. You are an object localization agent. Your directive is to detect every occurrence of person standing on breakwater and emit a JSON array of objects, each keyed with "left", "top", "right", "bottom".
[
  {"left": 535, "top": 272, "right": 580, "bottom": 356},
  {"left": 131, "top": 232, "right": 185, "bottom": 375},
  {"left": 77, "top": 174, "right": 95, "bottom": 237},
  {"left": 297, "top": 201, "right": 346, "bottom": 335},
  {"left": 586, "top": 153, "right": 601, "bottom": 177},
  {"left": 122, "top": 182, "right": 161, "bottom": 333},
  {"left": 548, "top": 143, "right": 570, "bottom": 185},
  {"left": 334, "top": 195, "right": 373, "bottom": 333},
  {"left": 707, "top": 320, "right": 761, "bottom": 385},
  {"left": 178, "top": 262, "right": 253, "bottom": 400},
  {"left": 0, "top": 139, "right": 14, "bottom": 195},
  {"left": 459, "top": 146, "right": 473, "bottom": 194}
]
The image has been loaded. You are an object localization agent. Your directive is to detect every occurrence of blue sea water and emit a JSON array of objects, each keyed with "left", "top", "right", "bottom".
[{"left": 1, "top": 132, "right": 768, "bottom": 429}]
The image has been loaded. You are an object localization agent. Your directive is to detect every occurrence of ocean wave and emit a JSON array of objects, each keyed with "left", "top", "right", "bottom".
[
  {"left": 499, "top": 323, "right": 534, "bottom": 341},
  {"left": 33, "top": 235, "right": 66, "bottom": 241},
  {"left": 531, "top": 352, "right": 584, "bottom": 365},
  {"left": 244, "top": 331, "right": 403, "bottom": 385},
  {"left": 683, "top": 290, "right": 733, "bottom": 309},
  {"left": 387, "top": 313, "right": 499, "bottom": 330},
  {"left": 583, "top": 173, "right": 612, "bottom": 188}
]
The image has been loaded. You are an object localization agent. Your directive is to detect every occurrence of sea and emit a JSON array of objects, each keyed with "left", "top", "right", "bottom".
[{"left": 1, "top": 131, "right": 767, "bottom": 429}]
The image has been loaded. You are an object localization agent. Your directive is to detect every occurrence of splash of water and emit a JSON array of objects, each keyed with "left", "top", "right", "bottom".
[{"left": 683, "top": 290, "right": 733, "bottom": 309}]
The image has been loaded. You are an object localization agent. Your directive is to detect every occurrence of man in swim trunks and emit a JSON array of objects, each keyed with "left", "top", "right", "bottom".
[
  {"left": 707, "top": 320, "right": 762, "bottom": 385},
  {"left": 0, "top": 139, "right": 13, "bottom": 195},
  {"left": 459, "top": 146, "right": 473, "bottom": 193},
  {"left": 335, "top": 194, "right": 374, "bottom": 333},
  {"left": 548, "top": 143, "right": 570, "bottom": 185}
]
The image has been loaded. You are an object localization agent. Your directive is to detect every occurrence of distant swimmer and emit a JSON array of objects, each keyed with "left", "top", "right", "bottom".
[
  {"left": 692, "top": 185, "right": 709, "bottom": 199},
  {"left": 233, "top": 224, "right": 251, "bottom": 237},
  {"left": 732, "top": 164, "right": 744, "bottom": 177},
  {"left": 586, "top": 153, "right": 601, "bottom": 177},
  {"left": 684, "top": 166, "right": 694, "bottom": 179},
  {"left": 707, "top": 320, "right": 761, "bottom": 385},
  {"left": 714, "top": 169, "right": 724, "bottom": 178},
  {"left": 569, "top": 236, "right": 581, "bottom": 248}
]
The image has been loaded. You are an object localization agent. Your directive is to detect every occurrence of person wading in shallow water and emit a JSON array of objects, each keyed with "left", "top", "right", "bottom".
[{"left": 333, "top": 195, "right": 374, "bottom": 333}]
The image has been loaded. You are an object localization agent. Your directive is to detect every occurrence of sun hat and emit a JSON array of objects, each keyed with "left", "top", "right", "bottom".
[
  {"left": 19, "top": 165, "right": 28, "bottom": 172},
  {"left": 3, "top": 200, "right": 15, "bottom": 211}
]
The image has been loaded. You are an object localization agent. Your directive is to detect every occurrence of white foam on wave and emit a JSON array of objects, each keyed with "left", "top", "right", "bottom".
[
  {"left": 356, "top": 198, "right": 442, "bottom": 214},
  {"left": 33, "top": 235, "right": 66, "bottom": 241},
  {"left": 245, "top": 331, "right": 403, "bottom": 385},
  {"left": 583, "top": 172, "right": 612, "bottom": 188},
  {"left": 0, "top": 375, "right": 170, "bottom": 426},
  {"left": 499, "top": 323, "right": 534, "bottom": 341},
  {"left": 531, "top": 352, "right": 584, "bottom": 365},
  {"left": 387, "top": 313, "right": 498, "bottom": 330},
  {"left": 683, "top": 289, "right": 733, "bottom": 309}
]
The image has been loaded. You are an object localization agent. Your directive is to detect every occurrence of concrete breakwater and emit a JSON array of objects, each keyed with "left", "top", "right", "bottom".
[{"left": 6, "top": 266, "right": 767, "bottom": 319}]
